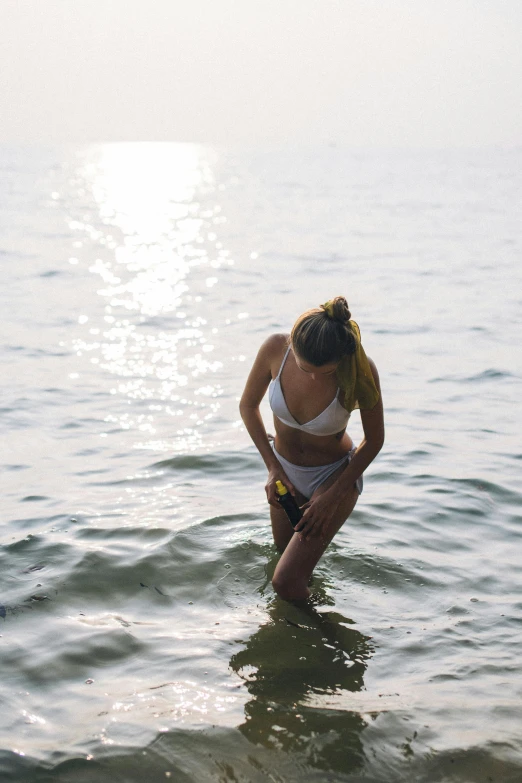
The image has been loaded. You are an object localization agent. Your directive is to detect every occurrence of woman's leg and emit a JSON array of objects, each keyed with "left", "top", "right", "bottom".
[
  {"left": 272, "top": 464, "right": 360, "bottom": 601},
  {"left": 270, "top": 486, "right": 308, "bottom": 552}
]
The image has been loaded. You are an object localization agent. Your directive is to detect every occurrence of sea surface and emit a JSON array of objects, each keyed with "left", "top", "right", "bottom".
[{"left": 1, "top": 143, "right": 521, "bottom": 782}]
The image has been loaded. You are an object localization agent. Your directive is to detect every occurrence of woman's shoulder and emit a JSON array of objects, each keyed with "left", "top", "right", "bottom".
[
  {"left": 256, "top": 333, "right": 289, "bottom": 374},
  {"left": 366, "top": 356, "right": 380, "bottom": 384},
  {"left": 259, "top": 333, "right": 289, "bottom": 357}
]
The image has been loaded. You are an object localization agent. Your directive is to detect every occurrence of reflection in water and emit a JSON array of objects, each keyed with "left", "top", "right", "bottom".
[{"left": 230, "top": 574, "right": 374, "bottom": 776}]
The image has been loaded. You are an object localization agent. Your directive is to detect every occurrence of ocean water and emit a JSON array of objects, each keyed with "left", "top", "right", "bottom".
[{"left": 1, "top": 143, "right": 521, "bottom": 782}]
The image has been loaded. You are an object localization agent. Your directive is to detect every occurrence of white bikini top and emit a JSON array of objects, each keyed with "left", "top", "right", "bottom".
[{"left": 268, "top": 346, "right": 350, "bottom": 436}]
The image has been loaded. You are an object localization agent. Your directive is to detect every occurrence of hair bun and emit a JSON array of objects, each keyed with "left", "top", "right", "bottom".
[
  {"left": 322, "top": 296, "right": 351, "bottom": 324},
  {"left": 293, "top": 297, "right": 355, "bottom": 364}
]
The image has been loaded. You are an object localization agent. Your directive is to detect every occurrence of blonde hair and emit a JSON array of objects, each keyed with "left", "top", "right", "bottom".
[{"left": 290, "top": 296, "right": 356, "bottom": 366}]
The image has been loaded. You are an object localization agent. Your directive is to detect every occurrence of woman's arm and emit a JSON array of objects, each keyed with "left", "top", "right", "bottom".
[
  {"left": 331, "top": 357, "right": 385, "bottom": 491},
  {"left": 239, "top": 335, "right": 298, "bottom": 504},
  {"left": 295, "top": 358, "right": 384, "bottom": 536}
]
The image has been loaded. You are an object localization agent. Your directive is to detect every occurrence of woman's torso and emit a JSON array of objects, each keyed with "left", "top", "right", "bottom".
[{"left": 268, "top": 335, "right": 353, "bottom": 466}]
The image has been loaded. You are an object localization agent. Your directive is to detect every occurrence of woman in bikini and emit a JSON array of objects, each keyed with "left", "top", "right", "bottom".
[{"left": 239, "top": 296, "right": 384, "bottom": 601}]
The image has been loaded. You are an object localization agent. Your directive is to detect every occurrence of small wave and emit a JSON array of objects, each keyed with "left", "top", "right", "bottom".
[
  {"left": 404, "top": 448, "right": 431, "bottom": 459},
  {"left": 3, "top": 463, "right": 29, "bottom": 472},
  {"left": 74, "top": 524, "right": 172, "bottom": 544},
  {"left": 447, "top": 476, "right": 520, "bottom": 504},
  {"left": 1, "top": 624, "right": 145, "bottom": 687},
  {"left": 152, "top": 450, "right": 262, "bottom": 476},
  {"left": 373, "top": 324, "right": 431, "bottom": 335},
  {"left": 430, "top": 368, "right": 515, "bottom": 383}
]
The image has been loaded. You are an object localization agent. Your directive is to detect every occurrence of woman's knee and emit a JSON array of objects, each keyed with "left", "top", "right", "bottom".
[{"left": 272, "top": 571, "right": 309, "bottom": 601}]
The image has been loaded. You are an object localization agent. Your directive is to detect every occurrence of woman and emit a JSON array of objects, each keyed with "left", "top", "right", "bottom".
[{"left": 239, "top": 296, "right": 384, "bottom": 601}]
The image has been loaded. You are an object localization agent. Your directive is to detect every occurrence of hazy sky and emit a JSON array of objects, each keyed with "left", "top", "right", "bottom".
[{"left": 2, "top": 0, "right": 521, "bottom": 146}]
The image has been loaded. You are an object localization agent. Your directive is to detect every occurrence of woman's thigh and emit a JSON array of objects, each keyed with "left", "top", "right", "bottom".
[
  {"left": 270, "top": 487, "right": 308, "bottom": 552},
  {"left": 273, "top": 461, "right": 360, "bottom": 587}
]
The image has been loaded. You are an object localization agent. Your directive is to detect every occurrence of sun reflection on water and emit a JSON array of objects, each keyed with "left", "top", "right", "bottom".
[{"left": 70, "top": 143, "right": 232, "bottom": 452}]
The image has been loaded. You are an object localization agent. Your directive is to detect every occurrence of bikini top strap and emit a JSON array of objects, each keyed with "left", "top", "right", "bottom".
[{"left": 276, "top": 345, "right": 292, "bottom": 379}]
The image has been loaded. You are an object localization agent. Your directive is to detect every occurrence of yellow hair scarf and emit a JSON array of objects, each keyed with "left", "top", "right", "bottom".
[{"left": 321, "top": 302, "right": 380, "bottom": 413}]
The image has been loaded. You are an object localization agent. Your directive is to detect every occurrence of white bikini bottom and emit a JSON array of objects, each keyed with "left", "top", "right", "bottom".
[{"left": 272, "top": 443, "right": 363, "bottom": 500}]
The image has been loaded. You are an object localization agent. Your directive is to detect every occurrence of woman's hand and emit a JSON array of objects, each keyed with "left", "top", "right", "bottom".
[
  {"left": 294, "top": 489, "right": 339, "bottom": 541},
  {"left": 265, "top": 467, "right": 297, "bottom": 508}
]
